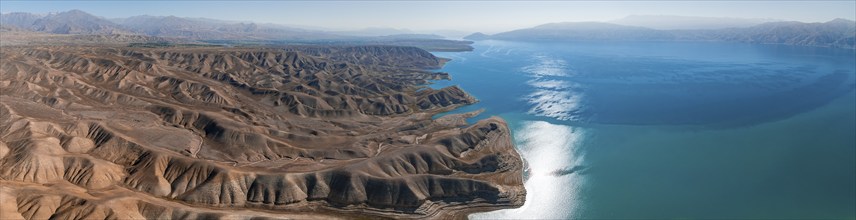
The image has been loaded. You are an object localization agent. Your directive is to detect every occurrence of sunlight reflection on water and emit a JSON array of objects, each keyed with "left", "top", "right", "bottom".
[
  {"left": 523, "top": 55, "right": 583, "bottom": 121},
  {"left": 471, "top": 121, "right": 587, "bottom": 219}
]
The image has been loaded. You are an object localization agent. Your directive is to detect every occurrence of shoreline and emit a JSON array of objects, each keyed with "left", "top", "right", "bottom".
[{"left": 0, "top": 44, "right": 524, "bottom": 219}]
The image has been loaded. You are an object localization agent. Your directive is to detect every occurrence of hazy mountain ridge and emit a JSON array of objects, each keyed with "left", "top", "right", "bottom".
[
  {"left": 1, "top": 10, "right": 131, "bottom": 35},
  {"left": 1, "top": 10, "right": 473, "bottom": 51},
  {"left": 329, "top": 27, "right": 416, "bottom": 37},
  {"left": 610, "top": 15, "right": 778, "bottom": 30},
  {"left": 719, "top": 18, "right": 856, "bottom": 48},
  {"left": 466, "top": 19, "right": 856, "bottom": 49},
  {"left": 116, "top": 15, "right": 337, "bottom": 40},
  {"left": 0, "top": 11, "right": 333, "bottom": 40},
  {"left": 0, "top": 12, "right": 42, "bottom": 28},
  {"left": 490, "top": 22, "right": 675, "bottom": 41}
]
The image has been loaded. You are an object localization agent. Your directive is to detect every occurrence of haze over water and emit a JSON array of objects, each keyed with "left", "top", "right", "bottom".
[{"left": 429, "top": 41, "right": 856, "bottom": 219}]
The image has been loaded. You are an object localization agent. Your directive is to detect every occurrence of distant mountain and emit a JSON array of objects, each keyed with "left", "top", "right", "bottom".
[
  {"left": 119, "top": 15, "right": 215, "bottom": 36},
  {"left": 329, "top": 29, "right": 469, "bottom": 40},
  {"left": 0, "top": 12, "right": 43, "bottom": 28},
  {"left": 610, "top": 15, "right": 777, "bottom": 30},
  {"left": 463, "top": 32, "right": 491, "bottom": 40},
  {"left": 483, "top": 22, "right": 675, "bottom": 41},
  {"left": 0, "top": 10, "right": 362, "bottom": 40},
  {"left": 116, "top": 15, "right": 337, "bottom": 40},
  {"left": 718, "top": 19, "right": 856, "bottom": 48},
  {"left": 0, "top": 10, "right": 474, "bottom": 51},
  {"left": 423, "top": 29, "right": 472, "bottom": 39},
  {"left": 330, "top": 27, "right": 414, "bottom": 37},
  {"left": 376, "top": 34, "right": 445, "bottom": 39},
  {"left": 2, "top": 10, "right": 131, "bottom": 34},
  {"left": 466, "top": 19, "right": 856, "bottom": 49}
]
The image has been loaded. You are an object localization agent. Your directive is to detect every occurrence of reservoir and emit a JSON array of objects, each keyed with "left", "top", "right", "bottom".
[{"left": 429, "top": 40, "right": 856, "bottom": 219}]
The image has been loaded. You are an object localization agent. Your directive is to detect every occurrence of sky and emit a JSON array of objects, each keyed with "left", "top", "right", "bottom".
[{"left": 1, "top": 1, "right": 854, "bottom": 33}]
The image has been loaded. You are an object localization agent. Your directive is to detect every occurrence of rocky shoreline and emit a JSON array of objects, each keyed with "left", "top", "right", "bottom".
[{"left": 0, "top": 45, "right": 524, "bottom": 219}]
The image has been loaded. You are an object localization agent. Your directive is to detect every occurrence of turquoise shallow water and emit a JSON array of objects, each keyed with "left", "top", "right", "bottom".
[{"left": 428, "top": 41, "right": 856, "bottom": 219}]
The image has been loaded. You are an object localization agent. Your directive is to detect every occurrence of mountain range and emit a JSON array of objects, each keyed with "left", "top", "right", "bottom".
[
  {"left": 3, "top": 10, "right": 854, "bottom": 49},
  {"left": 0, "top": 10, "right": 344, "bottom": 39},
  {"left": 0, "top": 10, "right": 474, "bottom": 51},
  {"left": 1, "top": 10, "right": 130, "bottom": 35},
  {"left": 466, "top": 18, "right": 856, "bottom": 49},
  {"left": 609, "top": 15, "right": 778, "bottom": 30}
]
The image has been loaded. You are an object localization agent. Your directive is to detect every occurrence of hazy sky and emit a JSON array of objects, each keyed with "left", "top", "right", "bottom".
[{"left": 2, "top": 1, "right": 854, "bottom": 33}]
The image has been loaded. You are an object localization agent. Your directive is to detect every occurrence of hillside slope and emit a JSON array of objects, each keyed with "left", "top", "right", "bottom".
[{"left": 0, "top": 45, "right": 525, "bottom": 219}]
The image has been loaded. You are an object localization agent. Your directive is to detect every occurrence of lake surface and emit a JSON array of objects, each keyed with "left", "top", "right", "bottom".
[{"left": 428, "top": 40, "right": 856, "bottom": 219}]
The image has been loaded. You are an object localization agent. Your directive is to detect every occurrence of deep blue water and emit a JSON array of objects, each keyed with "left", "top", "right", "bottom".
[{"left": 427, "top": 40, "right": 856, "bottom": 219}]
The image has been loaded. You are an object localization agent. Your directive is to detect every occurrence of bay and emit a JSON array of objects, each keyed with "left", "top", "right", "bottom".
[{"left": 428, "top": 40, "right": 856, "bottom": 219}]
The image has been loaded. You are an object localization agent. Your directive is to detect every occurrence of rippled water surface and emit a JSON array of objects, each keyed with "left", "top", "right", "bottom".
[{"left": 429, "top": 41, "right": 856, "bottom": 219}]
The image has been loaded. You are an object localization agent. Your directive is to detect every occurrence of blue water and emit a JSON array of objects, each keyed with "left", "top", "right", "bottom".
[{"left": 427, "top": 41, "right": 856, "bottom": 219}]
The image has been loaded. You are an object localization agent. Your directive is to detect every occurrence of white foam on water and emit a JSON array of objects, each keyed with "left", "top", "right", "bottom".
[
  {"left": 522, "top": 55, "right": 572, "bottom": 77},
  {"left": 525, "top": 85, "right": 583, "bottom": 121},
  {"left": 470, "top": 121, "right": 587, "bottom": 219},
  {"left": 481, "top": 45, "right": 498, "bottom": 57},
  {"left": 441, "top": 53, "right": 467, "bottom": 62},
  {"left": 520, "top": 55, "right": 584, "bottom": 121},
  {"left": 528, "top": 79, "right": 571, "bottom": 90}
]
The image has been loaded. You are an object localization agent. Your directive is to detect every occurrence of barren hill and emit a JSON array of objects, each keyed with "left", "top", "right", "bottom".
[{"left": 0, "top": 45, "right": 525, "bottom": 219}]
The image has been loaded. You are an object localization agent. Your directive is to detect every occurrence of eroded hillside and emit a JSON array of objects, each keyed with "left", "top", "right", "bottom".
[{"left": 0, "top": 45, "right": 524, "bottom": 219}]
